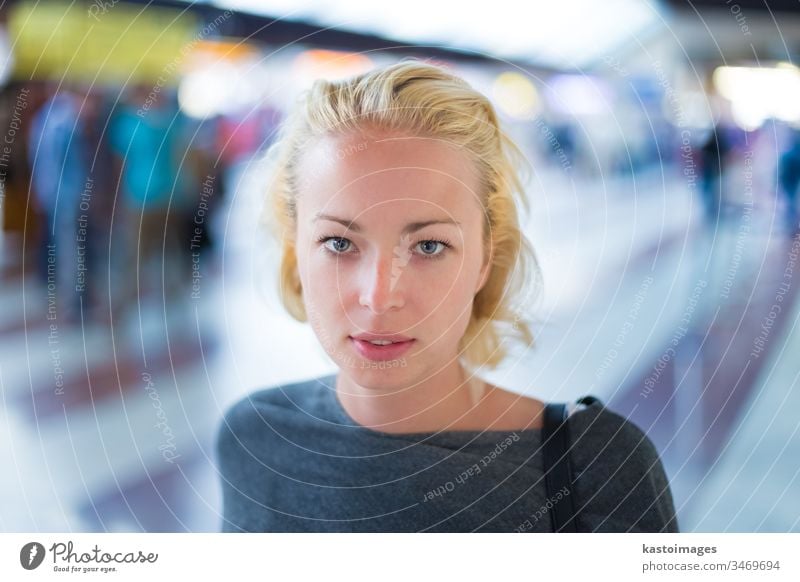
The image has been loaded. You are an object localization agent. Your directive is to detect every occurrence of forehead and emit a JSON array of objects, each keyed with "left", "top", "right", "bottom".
[{"left": 295, "top": 130, "right": 482, "bottom": 223}]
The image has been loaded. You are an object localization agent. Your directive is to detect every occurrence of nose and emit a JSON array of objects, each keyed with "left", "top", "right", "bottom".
[{"left": 358, "top": 250, "right": 405, "bottom": 313}]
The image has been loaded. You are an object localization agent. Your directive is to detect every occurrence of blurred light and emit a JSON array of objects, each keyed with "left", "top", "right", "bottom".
[
  {"left": 546, "top": 74, "right": 610, "bottom": 116},
  {"left": 179, "top": 68, "right": 230, "bottom": 118},
  {"left": 183, "top": 39, "right": 261, "bottom": 70},
  {"left": 178, "top": 38, "right": 265, "bottom": 118},
  {"left": 9, "top": 1, "right": 197, "bottom": 82},
  {"left": 292, "top": 50, "right": 374, "bottom": 82},
  {"left": 713, "top": 64, "right": 800, "bottom": 130},
  {"left": 492, "top": 72, "right": 540, "bottom": 119},
  {"left": 178, "top": 60, "right": 263, "bottom": 118},
  {"left": 661, "top": 91, "right": 713, "bottom": 130}
]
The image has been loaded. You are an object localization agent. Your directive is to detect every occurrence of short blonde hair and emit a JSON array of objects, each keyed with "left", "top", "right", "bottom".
[{"left": 264, "top": 58, "right": 541, "bottom": 371}]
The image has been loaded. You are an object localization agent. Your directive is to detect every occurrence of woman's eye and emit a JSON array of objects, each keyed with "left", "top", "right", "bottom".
[
  {"left": 317, "top": 236, "right": 451, "bottom": 259},
  {"left": 320, "top": 237, "right": 352, "bottom": 254},
  {"left": 416, "top": 240, "right": 448, "bottom": 257}
]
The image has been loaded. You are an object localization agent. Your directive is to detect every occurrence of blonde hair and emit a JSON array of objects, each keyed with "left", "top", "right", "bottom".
[{"left": 264, "top": 58, "right": 541, "bottom": 371}]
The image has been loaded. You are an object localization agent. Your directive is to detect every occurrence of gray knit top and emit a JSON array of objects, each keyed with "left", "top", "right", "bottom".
[{"left": 216, "top": 374, "right": 679, "bottom": 532}]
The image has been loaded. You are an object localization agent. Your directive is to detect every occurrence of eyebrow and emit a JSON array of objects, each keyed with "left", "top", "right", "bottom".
[{"left": 314, "top": 213, "right": 461, "bottom": 234}]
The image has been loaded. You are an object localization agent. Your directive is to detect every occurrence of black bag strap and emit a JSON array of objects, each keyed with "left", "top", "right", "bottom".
[{"left": 542, "top": 395, "right": 601, "bottom": 532}]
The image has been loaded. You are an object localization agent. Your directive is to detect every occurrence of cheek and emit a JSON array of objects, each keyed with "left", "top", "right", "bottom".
[
  {"left": 441, "top": 252, "right": 482, "bottom": 312},
  {"left": 296, "top": 240, "right": 333, "bottom": 288},
  {"left": 425, "top": 254, "right": 481, "bottom": 298},
  {"left": 303, "top": 261, "right": 342, "bottom": 306},
  {"left": 420, "top": 268, "right": 478, "bottom": 325},
  {"left": 305, "top": 255, "right": 352, "bottom": 303}
]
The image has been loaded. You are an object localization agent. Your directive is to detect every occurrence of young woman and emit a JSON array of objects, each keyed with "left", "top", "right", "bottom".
[{"left": 216, "top": 60, "right": 679, "bottom": 533}]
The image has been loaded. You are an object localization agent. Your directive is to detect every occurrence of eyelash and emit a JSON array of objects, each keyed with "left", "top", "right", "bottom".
[{"left": 315, "top": 234, "right": 453, "bottom": 260}]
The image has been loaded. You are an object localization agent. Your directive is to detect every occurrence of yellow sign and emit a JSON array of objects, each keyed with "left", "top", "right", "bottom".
[{"left": 9, "top": 1, "right": 200, "bottom": 83}]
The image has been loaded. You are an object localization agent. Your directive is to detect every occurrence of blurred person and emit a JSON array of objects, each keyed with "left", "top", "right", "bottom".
[
  {"left": 778, "top": 129, "right": 800, "bottom": 234},
  {"left": 108, "top": 85, "right": 186, "bottom": 311},
  {"left": 0, "top": 82, "right": 35, "bottom": 237},
  {"left": 27, "top": 83, "right": 89, "bottom": 321},
  {"left": 73, "top": 85, "right": 119, "bottom": 319},
  {"left": 216, "top": 60, "right": 679, "bottom": 533},
  {"left": 699, "top": 122, "right": 731, "bottom": 227},
  {"left": 178, "top": 114, "right": 221, "bottom": 257}
]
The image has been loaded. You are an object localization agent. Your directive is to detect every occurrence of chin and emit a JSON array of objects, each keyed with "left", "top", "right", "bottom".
[
  {"left": 344, "top": 362, "right": 412, "bottom": 386},
  {"left": 353, "top": 359, "right": 410, "bottom": 373}
]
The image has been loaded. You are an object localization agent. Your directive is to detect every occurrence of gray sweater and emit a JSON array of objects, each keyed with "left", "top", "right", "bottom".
[{"left": 216, "top": 374, "right": 679, "bottom": 532}]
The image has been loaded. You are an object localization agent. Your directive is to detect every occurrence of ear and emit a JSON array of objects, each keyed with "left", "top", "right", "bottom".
[{"left": 475, "top": 241, "right": 494, "bottom": 295}]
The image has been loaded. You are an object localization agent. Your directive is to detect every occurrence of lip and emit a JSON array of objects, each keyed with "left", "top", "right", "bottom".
[
  {"left": 349, "top": 335, "right": 415, "bottom": 361},
  {"left": 351, "top": 332, "right": 414, "bottom": 342}
]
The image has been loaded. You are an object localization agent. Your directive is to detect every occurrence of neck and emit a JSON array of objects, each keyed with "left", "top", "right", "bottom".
[{"left": 335, "top": 361, "right": 486, "bottom": 434}]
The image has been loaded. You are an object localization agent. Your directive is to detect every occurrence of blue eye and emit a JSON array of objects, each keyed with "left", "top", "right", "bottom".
[
  {"left": 319, "top": 236, "right": 352, "bottom": 254},
  {"left": 316, "top": 235, "right": 452, "bottom": 260},
  {"left": 417, "top": 240, "right": 449, "bottom": 257}
]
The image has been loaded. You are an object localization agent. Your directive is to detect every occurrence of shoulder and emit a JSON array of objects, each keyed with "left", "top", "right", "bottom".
[
  {"left": 566, "top": 401, "right": 663, "bottom": 475},
  {"left": 569, "top": 401, "right": 652, "bottom": 447},
  {"left": 565, "top": 401, "right": 679, "bottom": 532}
]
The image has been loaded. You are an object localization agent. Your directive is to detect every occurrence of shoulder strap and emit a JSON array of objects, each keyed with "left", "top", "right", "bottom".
[
  {"left": 542, "top": 396, "right": 604, "bottom": 532},
  {"left": 576, "top": 395, "right": 602, "bottom": 407},
  {"left": 542, "top": 402, "right": 578, "bottom": 532}
]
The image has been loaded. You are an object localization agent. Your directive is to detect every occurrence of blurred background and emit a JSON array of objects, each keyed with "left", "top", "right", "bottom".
[{"left": 1, "top": 0, "right": 799, "bottom": 533}]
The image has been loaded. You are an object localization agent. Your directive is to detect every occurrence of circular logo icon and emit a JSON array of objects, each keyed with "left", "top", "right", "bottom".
[{"left": 20, "top": 542, "right": 46, "bottom": 570}]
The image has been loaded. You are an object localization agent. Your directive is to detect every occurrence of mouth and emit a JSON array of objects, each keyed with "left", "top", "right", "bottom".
[
  {"left": 350, "top": 333, "right": 414, "bottom": 343},
  {"left": 348, "top": 335, "right": 415, "bottom": 361}
]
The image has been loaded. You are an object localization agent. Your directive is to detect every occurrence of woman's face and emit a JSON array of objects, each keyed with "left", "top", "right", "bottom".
[{"left": 293, "top": 129, "right": 492, "bottom": 386}]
